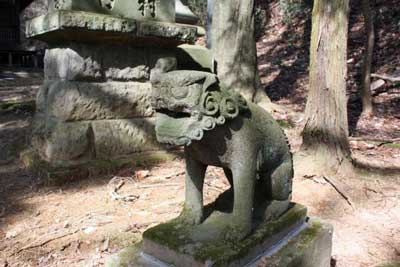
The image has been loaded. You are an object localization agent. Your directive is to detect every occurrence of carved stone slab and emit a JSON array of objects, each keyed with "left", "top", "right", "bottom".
[
  {"left": 25, "top": 11, "right": 198, "bottom": 46},
  {"left": 48, "top": 0, "right": 175, "bottom": 22},
  {"left": 91, "top": 118, "right": 163, "bottom": 159},
  {"left": 33, "top": 118, "right": 165, "bottom": 162},
  {"left": 43, "top": 81, "right": 154, "bottom": 121},
  {"left": 44, "top": 44, "right": 176, "bottom": 82}
]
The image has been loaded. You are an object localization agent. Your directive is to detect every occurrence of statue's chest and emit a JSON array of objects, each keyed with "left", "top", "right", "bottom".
[{"left": 186, "top": 136, "right": 233, "bottom": 168}]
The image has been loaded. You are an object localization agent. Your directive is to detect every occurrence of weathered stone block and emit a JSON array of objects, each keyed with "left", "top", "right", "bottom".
[
  {"left": 48, "top": 0, "right": 175, "bottom": 22},
  {"left": 105, "top": 208, "right": 333, "bottom": 267},
  {"left": 44, "top": 48, "right": 103, "bottom": 81},
  {"left": 92, "top": 119, "right": 164, "bottom": 159},
  {"left": 259, "top": 219, "right": 333, "bottom": 267},
  {"left": 44, "top": 45, "right": 151, "bottom": 82},
  {"left": 41, "top": 120, "right": 92, "bottom": 161},
  {"left": 46, "top": 81, "right": 154, "bottom": 121},
  {"left": 26, "top": 11, "right": 198, "bottom": 45},
  {"left": 32, "top": 118, "right": 167, "bottom": 162},
  {"left": 142, "top": 204, "right": 308, "bottom": 267},
  {"left": 44, "top": 44, "right": 176, "bottom": 82}
]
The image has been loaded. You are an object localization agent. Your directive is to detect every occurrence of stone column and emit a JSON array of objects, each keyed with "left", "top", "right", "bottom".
[{"left": 24, "top": 1, "right": 201, "bottom": 179}]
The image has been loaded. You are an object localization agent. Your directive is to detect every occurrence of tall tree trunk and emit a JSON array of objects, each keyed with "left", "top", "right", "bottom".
[
  {"left": 211, "top": 0, "right": 271, "bottom": 105},
  {"left": 300, "top": 0, "right": 351, "bottom": 174},
  {"left": 361, "top": 0, "right": 374, "bottom": 116}
]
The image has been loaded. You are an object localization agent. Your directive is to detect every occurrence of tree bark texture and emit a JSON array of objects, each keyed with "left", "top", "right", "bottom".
[
  {"left": 211, "top": 0, "right": 270, "bottom": 104},
  {"left": 301, "top": 0, "right": 351, "bottom": 172},
  {"left": 361, "top": 0, "right": 375, "bottom": 116}
]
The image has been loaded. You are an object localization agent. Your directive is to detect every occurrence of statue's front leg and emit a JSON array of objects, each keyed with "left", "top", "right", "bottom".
[
  {"left": 230, "top": 160, "right": 256, "bottom": 239},
  {"left": 179, "top": 150, "right": 207, "bottom": 225}
]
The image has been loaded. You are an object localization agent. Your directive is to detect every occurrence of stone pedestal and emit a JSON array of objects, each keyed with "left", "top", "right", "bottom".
[
  {"left": 106, "top": 204, "right": 333, "bottom": 267},
  {"left": 24, "top": 7, "right": 208, "bottom": 179}
]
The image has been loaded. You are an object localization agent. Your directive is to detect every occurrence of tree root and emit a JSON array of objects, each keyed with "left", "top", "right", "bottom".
[{"left": 352, "top": 154, "right": 400, "bottom": 174}]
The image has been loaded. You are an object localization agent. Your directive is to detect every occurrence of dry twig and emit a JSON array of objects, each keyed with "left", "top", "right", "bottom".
[
  {"left": 371, "top": 73, "right": 400, "bottom": 83},
  {"left": 135, "top": 183, "right": 181, "bottom": 189},
  {"left": 108, "top": 176, "right": 139, "bottom": 202},
  {"left": 323, "top": 176, "right": 355, "bottom": 208},
  {"left": 10, "top": 229, "right": 80, "bottom": 256},
  {"left": 349, "top": 137, "right": 400, "bottom": 143},
  {"left": 151, "top": 171, "right": 185, "bottom": 180}
]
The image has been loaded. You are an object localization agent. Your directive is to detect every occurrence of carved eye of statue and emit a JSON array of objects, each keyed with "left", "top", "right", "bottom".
[
  {"left": 171, "top": 87, "right": 189, "bottom": 99},
  {"left": 99, "top": 0, "right": 115, "bottom": 10}
]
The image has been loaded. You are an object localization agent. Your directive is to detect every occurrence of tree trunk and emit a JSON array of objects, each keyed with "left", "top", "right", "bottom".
[
  {"left": 211, "top": 0, "right": 271, "bottom": 105},
  {"left": 300, "top": 0, "right": 351, "bottom": 175},
  {"left": 361, "top": 0, "right": 374, "bottom": 116}
]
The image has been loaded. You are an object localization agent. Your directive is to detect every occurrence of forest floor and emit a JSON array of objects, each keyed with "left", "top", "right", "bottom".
[
  {"left": 0, "top": 108, "right": 399, "bottom": 267},
  {"left": 1, "top": 1, "right": 400, "bottom": 266}
]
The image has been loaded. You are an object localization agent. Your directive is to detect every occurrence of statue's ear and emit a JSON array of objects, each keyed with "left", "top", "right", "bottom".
[{"left": 202, "top": 74, "right": 219, "bottom": 91}]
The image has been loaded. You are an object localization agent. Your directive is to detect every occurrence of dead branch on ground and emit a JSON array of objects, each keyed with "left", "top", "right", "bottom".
[
  {"left": 108, "top": 176, "right": 139, "bottom": 202},
  {"left": 135, "top": 183, "right": 181, "bottom": 189},
  {"left": 150, "top": 171, "right": 185, "bottom": 180},
  {"left": 10, "top": 229, "right": 80, "bottom": 256},
  {"left": 349, "top": 137, "right": 400, "bottom": 143},
  {"left": 323, "top": 176, "right": 355, "bottom": 208},
  {"left": 371, "top": 73, "right": 400, "bottom": 83}
]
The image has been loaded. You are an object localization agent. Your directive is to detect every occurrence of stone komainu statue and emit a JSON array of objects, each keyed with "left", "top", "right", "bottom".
[{"left": 151, "top": 70, "right": 293, "bottom": 240}]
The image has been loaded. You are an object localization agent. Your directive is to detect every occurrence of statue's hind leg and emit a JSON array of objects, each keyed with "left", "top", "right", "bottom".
[
  {"left": 255, "top": 157, "right": 293, "bottom": 222},
  {"left": 270, "top": 157, "right": 293, "bottom": 201}
]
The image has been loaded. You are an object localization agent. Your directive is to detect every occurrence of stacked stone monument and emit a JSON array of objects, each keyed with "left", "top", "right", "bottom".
[{"left": 24, "top": 0, "right": 208, "bottom": 177}]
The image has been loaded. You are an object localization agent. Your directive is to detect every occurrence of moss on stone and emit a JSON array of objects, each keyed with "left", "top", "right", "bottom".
[
  {"left": 262, "top": 219, "right": 327, "bottom": 267},
  {"left": 276, "top": 119, "right": 295, "bottom": 129},
  {"left": 20, "top": 148, "right": 182, "bottom": 185},
  {"left": 378, "top": 264, "right": 400, "bottom": 267},
  {"left": 109, "top": 232, "right": 142, "bottom": 248},
  {"left": 105, "top": 243, "right": 143, "bottom": 267},
  {"left": 382, "top": 143, "right": 400, "bottom": 149},
  {"left": 143, "top": 204, "right": 307, "bottom": 267},
  {"left": 0, "top": 99, "right": 36, "bottom": 114}
]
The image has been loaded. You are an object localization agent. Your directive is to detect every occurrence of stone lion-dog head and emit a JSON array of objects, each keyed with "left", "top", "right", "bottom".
[{"left": 151, "top": 70, "right": 249, "bottom": 146}]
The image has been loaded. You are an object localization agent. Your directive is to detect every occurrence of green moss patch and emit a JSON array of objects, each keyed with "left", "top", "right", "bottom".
[
  {"left": 105, "top": 243, "right": 143, "bottom": 267},
  {"left": 277, "top": 119, "right": 295, "bottom": 129},
  {"left": 261, "top": 219, "right": 327, "bottom": 267},
  {"left": 0, "top": 99, "right": 35, "bottom": 114},
  {"left": 143, "top": 204, "right": 307, "bottom": 267},
  {"left": 382, "top": 143, "right": 400, "bottom": 149},
  {"left": 378, "top": 263, "right": 400, "bottom": 267},
  {"left": 20, "top": 148, "right": 182, "bottom": 185}
]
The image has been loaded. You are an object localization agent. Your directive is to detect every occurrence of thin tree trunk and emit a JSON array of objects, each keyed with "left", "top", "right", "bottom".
[
  {"left": 361, "top": 0, "right": 374, "bottom": 116},
  {"left": 300, "top": 0, "right": 351, "bottom": 174},
  {"left": 211, "top": 0, "right": 271, "bottom": 104}
]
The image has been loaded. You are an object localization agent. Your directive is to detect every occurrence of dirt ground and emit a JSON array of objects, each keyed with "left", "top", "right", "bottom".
[{"left": 0, "top": 107, "right": 399, "bottom": 267}]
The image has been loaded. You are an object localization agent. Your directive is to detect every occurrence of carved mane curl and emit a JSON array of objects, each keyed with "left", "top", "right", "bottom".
[{"left": 186, "top": 87, "right": 249, "bottom": 142}]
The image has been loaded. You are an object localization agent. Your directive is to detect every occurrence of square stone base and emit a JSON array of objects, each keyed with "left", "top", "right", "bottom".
[{"left": 106, "top": 205, "right": 333, "bottom": 267}]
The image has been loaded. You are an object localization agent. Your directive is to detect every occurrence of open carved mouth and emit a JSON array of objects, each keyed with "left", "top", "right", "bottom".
[{"left": 157, "top": 108, "right": 191, "bottom": 119}]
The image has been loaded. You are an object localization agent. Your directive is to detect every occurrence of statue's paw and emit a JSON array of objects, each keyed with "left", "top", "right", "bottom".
[
  {"left": 174, "top": 209, "right": 203, "bottom": 226},
  {"left": 263, "top": 200, "right": 290, "bottom": 221},
  {"left": 224, "top": 222, "right": 252, "bottom": 241},
  {"left": 189, "top": 212, "right": 252, "bottom": 242}
]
